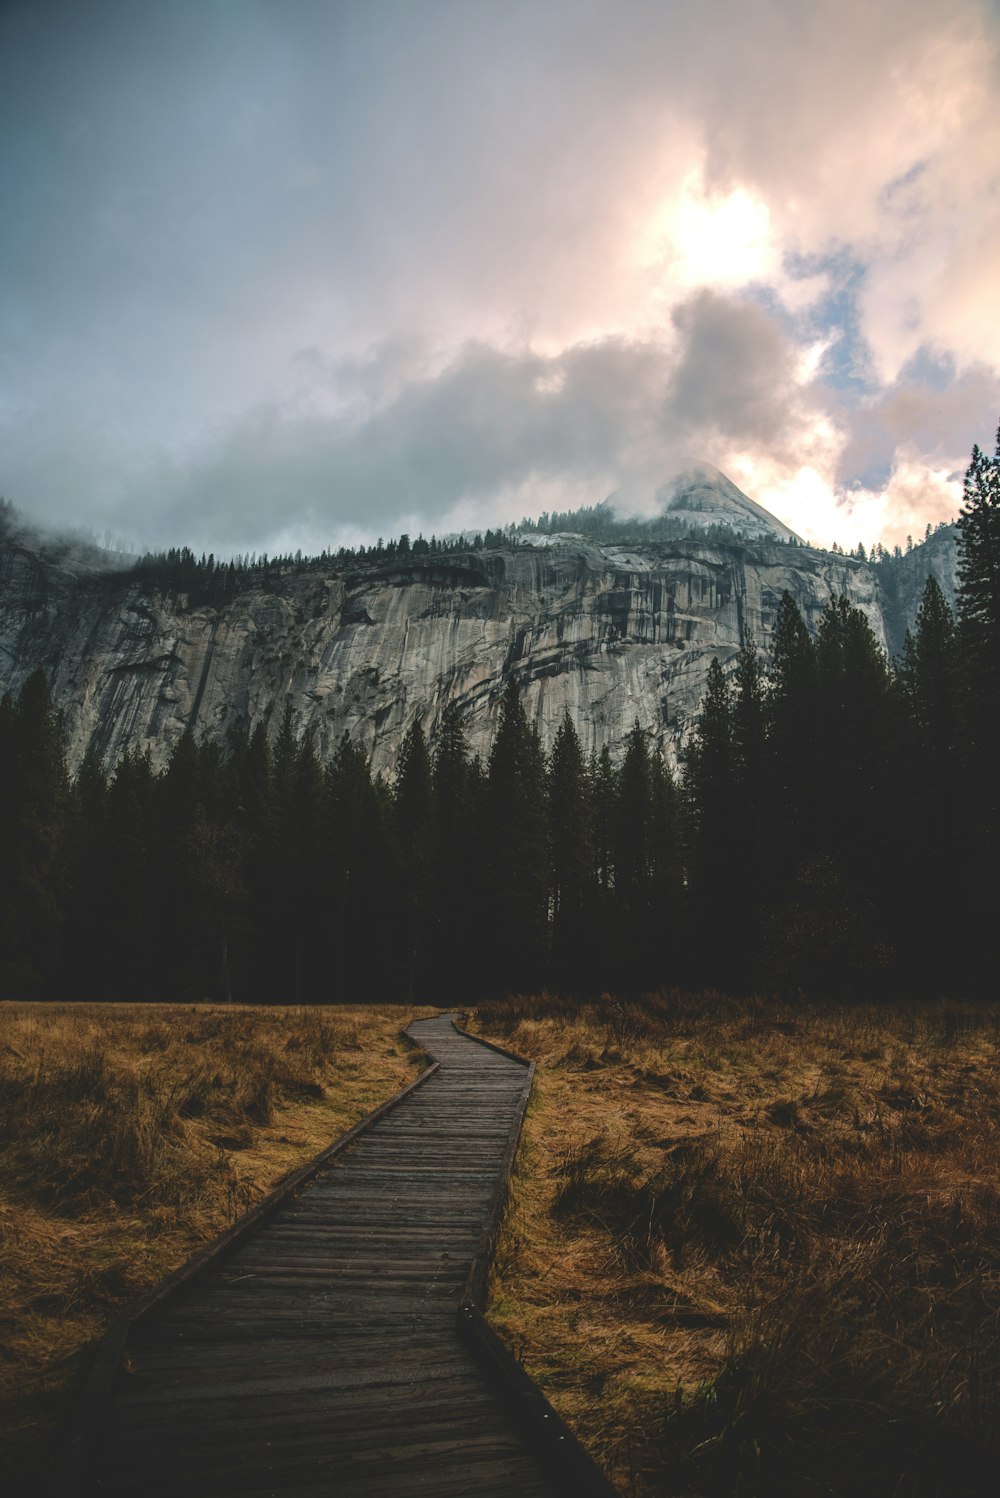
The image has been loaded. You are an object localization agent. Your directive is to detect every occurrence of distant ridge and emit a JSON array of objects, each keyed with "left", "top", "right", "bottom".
[{"left": 658, "top": 462, "right": 802, "bottom": 544}]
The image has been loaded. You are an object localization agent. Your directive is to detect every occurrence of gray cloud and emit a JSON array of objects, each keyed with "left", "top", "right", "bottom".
[
  {"left": 666, "top": 292, "right": 799, "bottom": 445},
  {"left": 835, "top": 365, "right": 1000, "bottom": 483},
  {"left": 92, "top": 336, "right": 680, "bottom": 551},
  {"left": 30, "top": 292, "right": 798, "bottom": 553}
]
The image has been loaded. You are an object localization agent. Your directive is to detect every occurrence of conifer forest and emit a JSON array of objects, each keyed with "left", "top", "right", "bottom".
[{"left": 2, "top": 428, "right": 998, "bottom": 1007}]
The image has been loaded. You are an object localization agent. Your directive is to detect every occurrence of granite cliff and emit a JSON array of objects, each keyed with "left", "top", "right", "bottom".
[{"left": 0, "top": 502, "right": 959, "bottom": 776}]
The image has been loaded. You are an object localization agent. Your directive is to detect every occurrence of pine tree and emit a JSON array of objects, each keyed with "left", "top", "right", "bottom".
[
  {"left": 902, "top": 577, "right": 961, "bottom": 767},
  {"left": 614, "top": 720, "right": 657, "bottom": 987},
  {"left": 0, "top": 672, "right": 70, "bottom": 997},
  {"left": 105, "top": 746, "right": 156, "bottom": 999},
  {"left": 954, "top": 423, "right": 1000, "bottom": 979},
  {"left": 430, "top": 702, "right": 477, "bottom": 999},
  {"left": 590, "top": 745, "right": 615, "bottom": 899},
  {"left": 232, "top": 722, "right": 281, "bottom": 1002},
  {"left": 957, "top": 425, "right": 1000, "bottom": 702},
  {"left": 548, "top": 711, "right": 593, "bottom": 991},
  {"left": 683, "top": 660, "right": 738, "bottom": 982},
  {"left": 485, "top": 680, "right": 548, "bottom": 992},
  {"left": 814, "top": 595, "right": 891, "bottom": 867},
  {"left": 285, "top": 730, "right": 328, "bottom": 1001},
  {"left": 153, "top": 728, "right": 242, "bottom": 1001},
  {"left": 648, "top": 750, "right": 683, "bottom": 978},
  {"left": 327, "top": 733, "right": 390, "bottom": 1000},
  {"left": 895, "top": 576, "right": 963, "bottom": 991},
  {"left": 731, "top": 634, "right": 767, "bottom": 978},
  {"left": 394, "top": 720, "right": 433, "bottom": 1000},
  {"left": 767, "top": 592, "right": 817, "bottom": 877},
  {"left": 60, "top": 742, "right": 111, "bottom": 999}
]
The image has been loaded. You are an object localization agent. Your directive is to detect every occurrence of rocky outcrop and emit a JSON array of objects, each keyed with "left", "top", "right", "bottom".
[
  {"left": 1, "top": 521, "right": 956, "bottom": 776},
  {"left": 875, "top": 525, "right": 960, "bottom": 658},
  {"left": 659, "top": 463, "right": 803, "bottom": 543}
]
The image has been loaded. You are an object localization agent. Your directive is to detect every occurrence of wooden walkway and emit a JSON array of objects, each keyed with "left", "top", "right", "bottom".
[{"left": 76, "top": 1014, "right": 608, "bottom": 1497}]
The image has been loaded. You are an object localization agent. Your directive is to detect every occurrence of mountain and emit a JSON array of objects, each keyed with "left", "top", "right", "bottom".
[
  {"left": 657, "top": 463, "right": 803, "bottom": 543},
  {"left": 0, "top": 497, "right": 959, "bottom": 776}
]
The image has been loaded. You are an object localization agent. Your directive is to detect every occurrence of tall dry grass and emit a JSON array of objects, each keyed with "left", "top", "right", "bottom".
[
  {"left": 476, "top": 992, "right": 1000, "bottom": 1497},
  {"left": 0, "top": 1001, "right": 430, "bottom": 1492}
]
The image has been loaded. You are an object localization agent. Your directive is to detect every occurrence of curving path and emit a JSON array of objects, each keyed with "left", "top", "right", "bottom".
[{"left": 81, "top": 1014, "right": 565, "bottom": 1497}]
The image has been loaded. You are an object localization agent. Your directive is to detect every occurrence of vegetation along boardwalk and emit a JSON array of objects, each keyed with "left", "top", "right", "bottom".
[{"left": 69, "top": 1013, "right": 617, "bottom": 1497}]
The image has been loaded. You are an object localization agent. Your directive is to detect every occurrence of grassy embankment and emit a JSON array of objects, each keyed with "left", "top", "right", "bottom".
[
  {"left": 0, "top": 1001, "right": 432, "bottom": 1492},
  {"left": 474, "top": 992, "right": 1000, "bottom": 1498}
]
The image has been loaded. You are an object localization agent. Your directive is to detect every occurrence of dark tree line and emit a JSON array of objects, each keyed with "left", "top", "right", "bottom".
[
  {"left": 2, "top": 428, "right": 998, "bottom": 1004},
  {"left": 0, "top": 679, "right": 682, "bottom": 1003}
]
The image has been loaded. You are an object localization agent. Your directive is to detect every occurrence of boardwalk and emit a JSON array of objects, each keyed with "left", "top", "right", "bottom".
[{"left": 81, "top": 1015, "right": 570, "bottom": 1497}]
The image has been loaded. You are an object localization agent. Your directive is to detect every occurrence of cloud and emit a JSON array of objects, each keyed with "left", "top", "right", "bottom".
[
  {"left": 836, "top": 364, "right": 1000, "bottom": 484},
  {"left": 665, "top": 291, "right": 803, "bottom": 447},
  {"left": 92, "top": 336, "right": 682, "bottom": 552},
  {"left": 1, "top": 0, "right": 999, "bottom": 555},
  {"left": 2, "top": 294, "right": 807, "bottom": 553}
]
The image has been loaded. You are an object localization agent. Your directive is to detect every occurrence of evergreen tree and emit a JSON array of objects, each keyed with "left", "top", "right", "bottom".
[
  {"left": 0, "top": 694, "right": 17, "bottom": 970},
  {"left": 895, "top": 576, "right": 963, "bottom": 991},
  {"left": 327, "top": 732, "right": 390, "bottom": 1000},
  {"left": 732, "top": 634, "right": 767, "bottom": 977},
  {"left": 614, "top": 720, "right": 657, "bottom": 988},
  {"left": 767, "top": 592, "right": 817, "bottom": 878},
  {"left": 286, "top": 730, "right": 328, "bottom": 1001},
  {"left": 648, "top": 750, "right": 683, "bottom": 979},
  {"left": 393, "top": 720, "right": 433, "bottom": 1000},
  {"left": 683, "top": 660, "right": 739, "bottom": 983},
  {"left": 955, "top": 425, "right": 1000, "bottom": 975},
  {"left": 899, "top": 577, "right": 962, "bottom": 787},
  {"left": 766, "top": 597, "right": 893, "bottom": 996},
  {"left": 548, "top": 712, "right": 593, "bottom": 991},
  {"left": 733, "top": 633, "right": 766, "bottom": 802},
  {"left": 814, "top": 595, "right": 891, "bottom": 874},
  {"left": 0, "top": 672, "right": 70, "bottom": 997},
  {"left": 153, "top": 729, "right": 242, "bottom": 1001},
  {"left": 231, "top": 721, "right": 281, "bottom": 1002},
  {"left": 590, "top": 745, "right": 616, "bottom": 899},
  {"left": 430, "top": 702, "right": 477, "bottom": 1000},
  {"left": 588, "top": 744, "right": 617, "bottom": 988},
  {"left": 485, "top": 681, "right": 548, "bottom": 991},
  {"left": 60, "top": 742, "right": 112, "bottom": 999},
  {"left": 957, "top": 424, "right": 1000, "bottom": 706},
  {"left": 104, "top": 746, "right": 156, "bottom": 999}
]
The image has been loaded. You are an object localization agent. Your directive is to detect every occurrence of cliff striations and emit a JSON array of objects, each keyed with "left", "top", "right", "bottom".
[{"left": 0, "top": 516, "right": 960, "bottom": 776}]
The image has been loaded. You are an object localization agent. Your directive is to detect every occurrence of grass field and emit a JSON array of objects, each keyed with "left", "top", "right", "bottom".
[
  {"left": 0, "top": 1001, "right": 431, "bottom": 1491},
  {"left": 473, "top": 992, "right": 1000, "bottom": 1498},
  {"left": 4, "top": 995, "right": 999, "bottom": 1497}
]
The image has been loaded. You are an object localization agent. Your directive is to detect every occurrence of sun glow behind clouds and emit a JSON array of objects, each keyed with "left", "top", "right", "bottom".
[
  {"left": 727, "top": 433, "right": 964, "bottom": 551},
  {"left": 640, "top": 174, "right": 779, "bottom": 291}
]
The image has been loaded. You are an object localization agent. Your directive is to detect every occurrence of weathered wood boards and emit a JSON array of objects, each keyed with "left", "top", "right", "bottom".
[{"left": 73, "top": 1014, "right": 604, "bottom": 1497}]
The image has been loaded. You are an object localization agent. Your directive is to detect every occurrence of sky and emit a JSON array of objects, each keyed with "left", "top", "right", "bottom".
[{"left": 2, "top": 0, "right": 1000, "bottom": 558}]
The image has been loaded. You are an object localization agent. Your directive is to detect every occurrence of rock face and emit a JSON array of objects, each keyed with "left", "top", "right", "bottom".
[
  {"left": 876, "top": 524, "right": 961, "bottom": 658},
  {"left": 0, "top": 519, "right": 961, "bottom": 776},
  {"left": 658, "top": 463, "right": 803, "bottom": 543}
]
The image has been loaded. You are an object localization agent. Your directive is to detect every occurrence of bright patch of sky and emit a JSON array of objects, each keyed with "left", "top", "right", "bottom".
[{"left": 1, "top": 0, "right": 999, "bottom": 556}]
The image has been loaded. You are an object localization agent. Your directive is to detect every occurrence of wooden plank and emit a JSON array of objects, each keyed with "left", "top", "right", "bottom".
[{"left": 67, "top": 1012, "right": 618, "bottom": 1498}]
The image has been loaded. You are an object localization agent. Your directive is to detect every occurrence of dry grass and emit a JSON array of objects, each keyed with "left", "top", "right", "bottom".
[
  {"left": 0, "top": 1000, "right": 433, "bottom": 1492},
  {"left": 475, "top": 992, "right": 1000, "bottom": 1498}
]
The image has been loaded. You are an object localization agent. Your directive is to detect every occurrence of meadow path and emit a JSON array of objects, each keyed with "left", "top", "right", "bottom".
[{"left": 79, "top": 1013, "right": 595, "bottom": 1497}]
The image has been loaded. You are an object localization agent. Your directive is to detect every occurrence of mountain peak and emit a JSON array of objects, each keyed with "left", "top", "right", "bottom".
[{"left": 659, "top": 463, "right": 802, "bottom": 544}]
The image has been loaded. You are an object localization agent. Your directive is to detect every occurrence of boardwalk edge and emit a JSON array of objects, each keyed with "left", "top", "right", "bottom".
[
  {"left": 61, "top": 1049, "right": 440, "bottom": 1498},
  {"left": 451, "top": 1017, "right": 621, "bottom": 1498}
]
